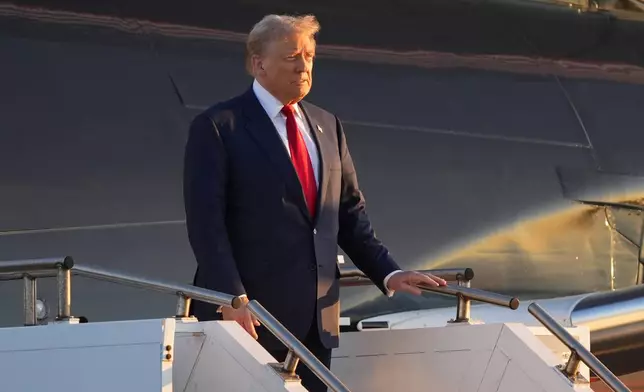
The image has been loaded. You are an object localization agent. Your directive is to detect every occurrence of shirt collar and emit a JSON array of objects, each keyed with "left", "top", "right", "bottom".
[{"left": 252, "top": 79, "right": 304, "bottom": 121}]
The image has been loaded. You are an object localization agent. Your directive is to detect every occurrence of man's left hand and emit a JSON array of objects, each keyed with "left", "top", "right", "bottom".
[{"left": 386, "top": 271, "right": 447, "bottom": 295}]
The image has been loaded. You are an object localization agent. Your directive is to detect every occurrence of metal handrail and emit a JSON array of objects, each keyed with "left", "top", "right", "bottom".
[
  {"left": 0, "top": 257, "right": 351, "bottom": 392},
  {"left": 247, "top": 300, "right": 350, "bottom": 392},
  {"left": 528, "top": 303, "right": 630, "bottom": 392},
  {"left": 0, "top": 256, "right": 73, "bottom": 274},
  {"left": 339, "top": 265, "right": 518, "bottom": 323},
  {"left": 72, "top": 264, "right": 245, "bottom": 310},
  {"left": 417, "top": 283, "right": 520, "bottom": 309},
  {"left": 0, "top": 270, "right": 58, "bottom": 281},
  {"left": 339, "top": 266, "right": 474, "bottom": 287},
  {"left": 417, "top": 282, "right": 519, "bottom": 323}
]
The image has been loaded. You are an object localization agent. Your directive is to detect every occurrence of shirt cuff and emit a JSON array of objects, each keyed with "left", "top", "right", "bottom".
[{"left": 383, "top": 270, "right": 402, "bottom": 297}]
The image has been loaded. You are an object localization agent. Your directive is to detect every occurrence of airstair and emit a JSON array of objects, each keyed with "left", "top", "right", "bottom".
[{"left": 0, "top": 257, "right": 631, "bottom": 392}]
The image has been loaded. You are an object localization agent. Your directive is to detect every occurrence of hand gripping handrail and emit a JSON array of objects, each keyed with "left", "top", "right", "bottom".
[
  {"left": 339, "top": 266, "right": 474, "bottom": 287},
  {"left": 528, "top": 303, "right": 630, "bottom": 392},
  {"left": 340, "top": 266, "right": 518, "bottom": 323},
  {"left": 0, "top": 256, "right": 351, "bottom": 392}
]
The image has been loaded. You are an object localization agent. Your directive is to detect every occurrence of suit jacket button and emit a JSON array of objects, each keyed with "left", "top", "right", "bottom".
[{"left": 309, "top": 264, "right": 317, "bottom": 271}]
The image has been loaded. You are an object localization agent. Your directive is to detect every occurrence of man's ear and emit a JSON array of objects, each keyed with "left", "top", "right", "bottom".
[{"left": 251, "top": 55, "right": 265, "bottom": 75}]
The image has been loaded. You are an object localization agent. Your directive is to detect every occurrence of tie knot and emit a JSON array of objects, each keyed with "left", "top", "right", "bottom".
[{"left": 281, "top": 104, "right": 295, "bottom": 117}]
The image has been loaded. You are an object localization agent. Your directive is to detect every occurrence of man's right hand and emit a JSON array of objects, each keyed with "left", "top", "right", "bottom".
[{"left": 221, "top": 302, "right": 260, "bottom": 340}]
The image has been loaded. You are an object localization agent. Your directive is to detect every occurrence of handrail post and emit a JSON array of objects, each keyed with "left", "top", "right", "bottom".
[
  {"left": 175, "top": 294, "right": 191, "bottom": 318},
  {"left": 453, "top": 294, "right": 471, "bottom": 322},
  {"left": 56, "top": 263, "right": 72, "bottom": 321},
  {"left": 247, "top": 300, "right": 351, "bottom": 392},
  {"left": 23, "top": 276, "right": 36, "bottom": 326},
  {"left": 638, "top": 219, "right": 644, "bottom": 285},
  {"left": 282, "top": 350, "right": 300, "bottom": 375},
  {"left": 453, "top": 273, "right": 472, "bottom": 322},
  {"left": 564, "top": 351, "right": 582, "bottom": 378},
  {"left": 528, "top": 303, "right": 631, "bottom": 392}
]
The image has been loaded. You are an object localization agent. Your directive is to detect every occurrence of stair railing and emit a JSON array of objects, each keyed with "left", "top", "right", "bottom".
[
  {"left": 0, "top": 256, "right": 352, "bottom": 392},
  {"left": 528, "top": 302, "right": 630, "bottom": 392},
  {"left": 339, "top": 266, "right": 519, "bottom": 323}
]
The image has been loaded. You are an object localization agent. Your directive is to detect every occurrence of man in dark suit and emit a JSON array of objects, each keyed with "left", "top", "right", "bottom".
[{"left": 183, "top": 13, "right": 446, "bottom": 391}]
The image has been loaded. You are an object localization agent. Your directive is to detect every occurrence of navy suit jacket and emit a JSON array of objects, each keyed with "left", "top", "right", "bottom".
[{"left": 183, "top": 86, "right": 400, "bottom": 350}]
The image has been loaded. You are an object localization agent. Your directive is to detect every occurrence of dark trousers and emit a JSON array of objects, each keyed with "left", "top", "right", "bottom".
[{"left": 264, "top": 321, "right": 332, "bottom": 392}]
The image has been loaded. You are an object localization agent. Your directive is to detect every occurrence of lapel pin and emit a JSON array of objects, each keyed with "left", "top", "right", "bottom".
[{"left": 316, "top": 125, "right": 323, "bottom": 133}]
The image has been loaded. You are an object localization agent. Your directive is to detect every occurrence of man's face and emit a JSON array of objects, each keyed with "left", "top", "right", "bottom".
[{"left": 254, "top": 32, "right": 315, "bottom": 104}]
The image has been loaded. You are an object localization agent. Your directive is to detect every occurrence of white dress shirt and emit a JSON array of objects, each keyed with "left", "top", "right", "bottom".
[
  {"left": 252, "top": 79, "right": 401, "bottom": 296},
  {"left": 252, "top": 80, "right": 320, "bottom": 187}
]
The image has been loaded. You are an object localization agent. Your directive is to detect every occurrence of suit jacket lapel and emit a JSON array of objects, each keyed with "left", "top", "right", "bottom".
[
  {"left": 299, "top": 101, "right": 332, "bottom": 227},
  {"left": 241, "top": 88, "right": 311, "bottom": 221}
]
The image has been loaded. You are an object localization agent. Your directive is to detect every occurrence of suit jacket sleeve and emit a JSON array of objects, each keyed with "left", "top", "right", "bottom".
[
  {"left": 183, "top": 113, "right": 246, "bottom": 297},
  {"left": 335, "top": 116, "right": 401, "bottom": 295}
]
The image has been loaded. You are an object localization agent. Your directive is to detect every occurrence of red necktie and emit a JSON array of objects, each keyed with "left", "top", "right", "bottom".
[{"left": 281, "top": 105, "right": 317, "bottom": 218}]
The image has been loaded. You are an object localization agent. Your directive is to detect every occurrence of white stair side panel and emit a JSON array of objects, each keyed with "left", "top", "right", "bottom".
[
  {"left": 478, "top": 348, "right": 512, "bottom": 392},
  {"left": 175, "top": 320, "right": 308, "bottom": 392},
  {"left": 173, "top": 327, "right": 206, "bottom": 392},
  {"left": 333, "top": 323, "right": 595, "bottom": 392},
  {"left": 495, "top": 323, "right": 594, "bottom": 392},
  {"left": 331, "top": 323, "right": 505, "bottom": 392},
  {"left": 0, "top": 318, "right": 174, "bottom": 392},
  {"left": 496, "top": 360, "right": 544, "bottom": 392}
]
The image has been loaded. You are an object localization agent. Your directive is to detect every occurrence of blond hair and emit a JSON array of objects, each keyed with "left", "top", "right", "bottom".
[{"left": 245, "top": 14, "right": 320, "bottom": 74}]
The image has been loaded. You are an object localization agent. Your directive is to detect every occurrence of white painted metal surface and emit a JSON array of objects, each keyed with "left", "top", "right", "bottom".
[
  {"left": 0, "top": 317, "right": 308, "bottom": 392},
  {"left": 0, "top": 318, "right": 176, "bottom": 392},
  {"left": 174, "top": 320, "right": 307, "bottom": 392},
  {"left": 332, "top": 323, "right": 594, "bottom": 392},
  {"left": 356, "top": 294, "right": 589, "bottom": 330},
  {"left": 0, "top": 315, "right": 600, "bottom": 392}
]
